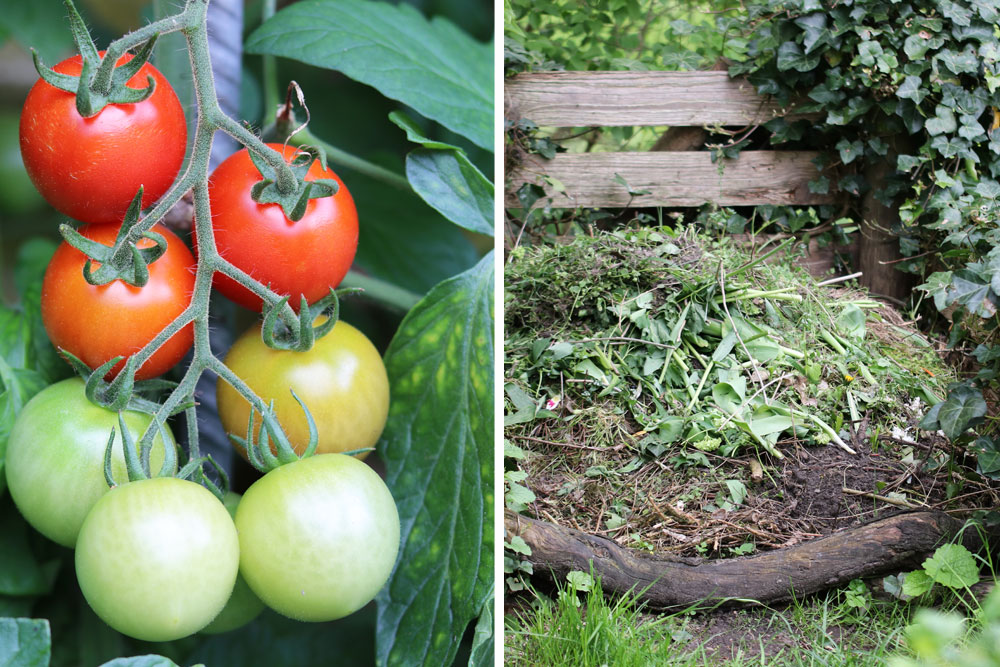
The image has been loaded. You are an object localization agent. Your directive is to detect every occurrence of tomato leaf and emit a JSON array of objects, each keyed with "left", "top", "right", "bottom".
[
  {"left": 376, "top": 252, "right": 494, "bottom": 666},
  {"left": 390, "top": 112, "right": 494, "bottom": 237},
  {"left": 0, "top": 617, "right": 50, "bottom": 667},
  {"left": 245, "top": 0, "right": 492, "bottom": 151},
  {"left": 350, "top": 171, "right": 480, "bottom": 294},
  {"left": 467, "top": 595, "right": 494, "bottom": 667}
]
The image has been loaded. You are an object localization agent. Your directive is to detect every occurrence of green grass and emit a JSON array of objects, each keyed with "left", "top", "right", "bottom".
[{"left": 504, "top": 578, "right": 953, "bottom": 667}]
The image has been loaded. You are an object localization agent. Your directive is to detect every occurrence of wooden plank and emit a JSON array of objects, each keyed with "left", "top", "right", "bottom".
[
  {"left": 505, "top": 71, "right": 813, "bottom": 127},
  {"left": 505, "top": 151, "right": 835, "bottom": 208}
]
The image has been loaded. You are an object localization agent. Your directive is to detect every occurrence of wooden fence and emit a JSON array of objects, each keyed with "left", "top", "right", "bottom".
[{"left": 505, "top": 71, "right": 836, "bottom": 210}]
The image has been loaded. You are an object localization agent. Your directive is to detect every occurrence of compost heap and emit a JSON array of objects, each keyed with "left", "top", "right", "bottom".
[{"left": 504, "top": 227, "right": 960, "bottom": 557}]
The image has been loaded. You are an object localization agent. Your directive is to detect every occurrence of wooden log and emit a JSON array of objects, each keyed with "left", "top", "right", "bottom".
[
  {"left": 505, "top": 71, "right": 816, "bottom": 128},
  {"left": 505, "top": 151, "right": 835, "bottom": 208},
  {"left": 505, "top": 510, "right": 977, "bottom": 609}
]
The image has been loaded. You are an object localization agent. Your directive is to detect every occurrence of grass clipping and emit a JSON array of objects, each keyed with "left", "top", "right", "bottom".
[{"left": 504, "top": 227, "right": 952, "bottom": 464}]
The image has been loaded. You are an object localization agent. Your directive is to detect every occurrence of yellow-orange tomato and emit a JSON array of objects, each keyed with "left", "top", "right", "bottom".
[{"left": 217, "top": 319, "right": 389, "bottom": 460}]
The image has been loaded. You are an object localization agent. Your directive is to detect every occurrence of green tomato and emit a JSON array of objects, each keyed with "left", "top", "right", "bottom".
[
  {"left": 4, "top": 378, "right": 175, "bottom": 547},
  {"left": 235, "top": 454, "right": 400, "bottom": 622},
  {"left": 217, "top": 319, "right": 389, "bottom": 460},
  {"left": 75, "top": 477, "right": 239, "bottom": 642},
  {"left": 200, "top": 491, "right": 266, "bottom": 634}
]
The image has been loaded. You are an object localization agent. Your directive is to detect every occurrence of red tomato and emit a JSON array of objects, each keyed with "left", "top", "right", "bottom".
[
  {"left": 19, "top": 52, "right": 187, "bottom": 224},
  {"left": 207, "top": 143, "right": 358, "bottom": 311},
  {"left": 41, "top": 223, "right": 196, "bottom": 380}
]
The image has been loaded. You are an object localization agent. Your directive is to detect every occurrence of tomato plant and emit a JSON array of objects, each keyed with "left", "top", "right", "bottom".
[
  {"left": 4, "top": 377, "right": 175, "bottom": 547},
  {"left": 0, "top": 0, "right": 494, "bottom": 663},
  {"left": 207, "top": 142, "right": 358, "bottom": 312},
  {"left": 217, "top": 318, "right": 389, "bottom": 459},
  {"left": 75, "top": 477, "right": 240, "bottom": 642},
  {"left": 235, "top": 454, "right": 399, "bottom": 622},
  {"left": 41, "top": 221, "right": 195, "bottom": 380},
  {"left": 19, "top": 51, "right": 186, "bottom": 225}
]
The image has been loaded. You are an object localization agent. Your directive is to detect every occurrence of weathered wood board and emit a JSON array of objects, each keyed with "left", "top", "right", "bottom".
[
  {"left": 505, "top": 71, "right": 813, "bottom": 127},
  {"left": 506, "top": 151, "right": 834, "bottom": 208}
]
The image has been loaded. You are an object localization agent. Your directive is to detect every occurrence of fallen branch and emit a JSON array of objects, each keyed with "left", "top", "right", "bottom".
[{"left": 505, "top": 509, "right": 985, "bottom": 609}]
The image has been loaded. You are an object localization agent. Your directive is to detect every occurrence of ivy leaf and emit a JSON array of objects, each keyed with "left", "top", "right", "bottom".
[
  {"left": 939, "top": 0, "right": 973, "bottom": 27},
  {"left": 246, "top": 0, "right": 492, "bottom": 151},
  {"left": 390, "top": 113, "right": 494, "bottom": 238},
  {"left": 376, "top": 252, "right": 494, "bottom": 667},
  {"left": 949, "top": 270, "right": 998, "bottom": 318},
  {"left": 836, "top": 138, "right": 864, "bottom": 164},
  {"left": 936, "top": 47, "right": 979, "bottom": 75},
  {"left": 794, "top": 13, "right": 829, "bottom": 54},
  {"left": 926, "top": 106, "right": 958, "bottom": 136},
  {"left": 0, "top": 618, "right": 50, "bottom": 667},
  {"left": 903, "top": 33, "right": 933, "bottom": 60},
  {"left": 923, "top": 544, "right": 980, "bottom": 589},
  {"left": 972, "top": 437, "right": 1000, "bottom": 478},
  {"left": 935, "top": 383, "right": 988, "bottom": 439},
  {"left": 896, "top": 75, "right": 926, "bottom": 103},
  {"left": 776, "top": 41, "right": 819, "bottom": 72},
  {"left": 856, "top": 40, "right": 883, "bottom": 67}
]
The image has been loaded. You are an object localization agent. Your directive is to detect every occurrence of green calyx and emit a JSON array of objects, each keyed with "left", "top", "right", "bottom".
[
  {"left": 33, "top": 0, "right": 159, "bottom": 118},
  {"left": 60, "top": 188, "right": 167, "bottom": 288},
  {"left": 248, "top": 143, "right": 340, "bottom": 221},
  {"left": 228, "top": 395, "right": 318, "bottom": 474},
  {"left": 260, "top": 287, "right": 361, "bottom": 352}
]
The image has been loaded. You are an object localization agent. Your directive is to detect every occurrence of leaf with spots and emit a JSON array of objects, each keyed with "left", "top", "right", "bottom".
[{"left": 375, "top": 251, "right": 494, "bottom": 666}]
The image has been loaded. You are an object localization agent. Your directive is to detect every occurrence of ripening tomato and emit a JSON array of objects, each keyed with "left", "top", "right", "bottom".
[
  {"left": 206, "top": 143, "right": 358, "bottom": 311},
  {"left": 19, "top": 52, "right": 187, "bottom": 224},
  {"left": 41, "top": 222, "right": 195, "bottom": 380},
  {"left": 75, "top": 477, "right": 240, "bottom": 642},
  {"left": 235, "top": 454, "right": 399, "bottom": 622},
  {"left": 216, "top": 318, "right": 389, "bottom": 460},
  {"left": 4, "top": 377, "right": 175, "bottom": 548}
]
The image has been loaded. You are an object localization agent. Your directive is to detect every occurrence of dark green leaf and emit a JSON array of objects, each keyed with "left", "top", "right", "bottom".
[
  {"left": 895, "top": 75, "right": 925, "bottom": 103},
  {"left": 350, "top": 169, "right": 480, "bottom": 295},
  {"left": 936, "top": 384, "right": 988, "bottom": 439},
  {"left": 404, "top": 148, "right": 494, "bottom": 237},
  {"left": 246, "top": 0, "right": 492, "bottom": 151},
  {"left": 776, "top": 42, "right": 819, "bottom": 72},
  {"left": 949, "top": 271, "right": 997, "bottom": 318},
  {"left": 0, "top": 617, "right": 49, "bottom": 667},
  {"left": 376, "top": 252, "right": 494, "bottom": 667},
  {"left": 936, "top": 47, "right": 979, "bottom": 75}
]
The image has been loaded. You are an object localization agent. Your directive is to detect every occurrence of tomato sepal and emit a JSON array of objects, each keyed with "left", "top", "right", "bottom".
[
  {"left": 175, "top": 453, "right": 229, "bottom": 502},
  {"left": 31, "top": 0, "right": 159, "bottom": 117},
  {"left": 260, "top": 287, "right": 361, "bottom": 352},
  {"left": 246, "top": 143, "right": 339, "bottom": 221},
  {"left": 59, "top": 189, "right": 167, "bottom": 288},
  {"left": 232, "top": 393, "right": 319, "bottom": 474}
]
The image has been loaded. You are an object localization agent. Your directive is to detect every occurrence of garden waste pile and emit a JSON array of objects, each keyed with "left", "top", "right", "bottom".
[{"left": 504, "top": 227, "right": 959, "bottom": 556}]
